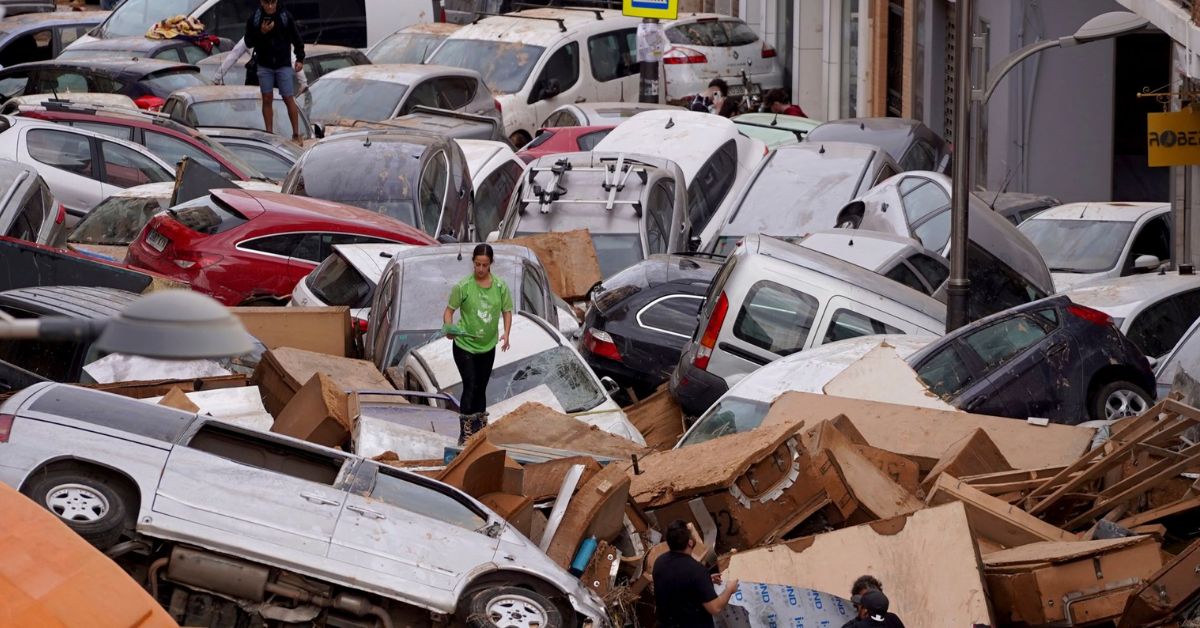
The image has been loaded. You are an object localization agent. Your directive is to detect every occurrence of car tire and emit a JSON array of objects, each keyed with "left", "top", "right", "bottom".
[
  {"left": 463, "top": 585, "right": 564, "bottom": 628},
  {"left": 1089, "top": 380, "right": 1152, "bottom": 421},
  {"left": 24, "top": 467, "right": 134, "bottom": 550}
]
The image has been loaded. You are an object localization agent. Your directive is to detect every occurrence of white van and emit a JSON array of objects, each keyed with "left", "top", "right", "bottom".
[
  {"left": 67, "top": 0, "right": 436, "bottom": 51},
  {"left": 427, "top": 8, "right": 643, "bottom": 146}
]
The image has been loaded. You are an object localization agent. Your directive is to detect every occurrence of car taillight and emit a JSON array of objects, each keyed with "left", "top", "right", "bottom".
[
  {"left": 1067, "top": 303, "right": 1113, "bottom": 327},
  {"left": 762, "top": 43, "right": 777, "bottom": 59},
  {"left": 353, "top": 317, "right": 369, "bottom": 333},
  {"left": 583, "top": 328, "right": 621, "bottom": 362},
  {"left": 663, "top": 47, "right": 708, "bottom": 65},
  {"left": 694, "top": 292, "right": 728, "bottom": 371},
  {"left": 54, "top": 203, "right": 66, "bottom": 225},
  {"left": 134, "top": 95, "right": 165, "bottom": 112},
  {"left": 494, "top": 98, "right": 502, "bottom": 113},
  {"left": 172, "top": 252, "right": 223, "bottom": 269},
  {"left": 0, "top": 414, "right": 14, "bottom": 443}
]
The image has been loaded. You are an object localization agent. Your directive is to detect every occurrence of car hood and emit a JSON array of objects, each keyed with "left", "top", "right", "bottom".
[{"left": 1051, "top": 271, "right": 1109, "bottom": 293}]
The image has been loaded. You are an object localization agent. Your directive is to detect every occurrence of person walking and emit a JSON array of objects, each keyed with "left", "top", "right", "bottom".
[
  {"left": 244, "top": 0, "right": 305, "bottom": 143},
  {"left": 653, "top": 520, "right": 739, "bottom": 628},
  {"left": 443, "top": 244, "right": 512, "bottom": 444}
]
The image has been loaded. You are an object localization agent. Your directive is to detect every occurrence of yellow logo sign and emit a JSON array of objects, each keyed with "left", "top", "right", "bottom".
[
  {"left": 1148, "top": 110, "right": 1200, "bottom": 167},
  {"left": 623, "top": 0, "right": 678, "bottom": 20}
]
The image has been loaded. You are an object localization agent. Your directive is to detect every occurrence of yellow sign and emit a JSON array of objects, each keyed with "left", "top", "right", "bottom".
[
  {"left": 623, "top": 0, "right": 678, "bottom": 20},
  {"left": 1148, "top": 109, "right": 1200, "bottom": 167}
]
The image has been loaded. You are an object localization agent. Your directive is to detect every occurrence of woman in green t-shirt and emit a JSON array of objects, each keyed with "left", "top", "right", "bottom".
[{"left": 443, "top": 243, "right": 513, "bottom": 444}]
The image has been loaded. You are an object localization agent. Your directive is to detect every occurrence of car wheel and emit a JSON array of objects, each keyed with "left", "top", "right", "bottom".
[
  {"left": 24, "top": 468, "right": 134, "bottom": 550},
  {"left": 464, "top": 586, "right": 564, "bottom": 628},
  {"left": 836, "top": 213, "right": 862, "bottom": 229},
  {"left": 1090, "top": 380, "right": 1152, "bottom": 421}
]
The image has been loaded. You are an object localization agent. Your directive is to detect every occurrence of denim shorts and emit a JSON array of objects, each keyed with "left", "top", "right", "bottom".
[{"left": 257, "top": 66, "right": 295, "bottom": 98}]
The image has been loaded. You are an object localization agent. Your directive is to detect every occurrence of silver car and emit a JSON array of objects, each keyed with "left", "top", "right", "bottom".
[
  {"left": 304, "top": 64, "right": 501, "bottom": 127},
  {"left": 0, "top": 382, "right": 608, "bottom": 627},
  {"left": 0, "top": 157, "right": 61, "bottom": 246}
]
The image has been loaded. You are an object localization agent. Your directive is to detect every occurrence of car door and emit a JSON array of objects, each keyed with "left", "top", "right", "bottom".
[
  {"left": 895, "top": 176, "right": 952, "bottom": 254},
  {"left": 367, "top": 264, "right": 398, "bottom": 367},
  {"left": 472, "top": 158, "right": 522, "bottom": 241},
  {"left": 587, "top": 28, "right": 638, "bottom": 102},
  {"left": 529, "top": 42, "right": 589, "bottom": 136},
  {"left": 97, "top": 138, "right": 174, "bottom": 199},
  {"left": 913, "top": 340, "right": 993, "bottom": 409},
  {"left": 54, "top": 25, "right": 89, "bottom": 57},
  {"left": 236, "top": 232, "right": 313, "bottom": 296},
  {"left": 417, "top": 149, "right": 451, "bottom": 238},
  {"left": 708, "top": 275, "right": 824, "bottom": 376},
  {"left": 329, "top": 462, "right": 499, "bottom": 598},
  {"left": 1125, "top": 288, "right": 1200, "bottom": 360},
  {"left": 956, "top": 309, "right": 1061, "bottom": 419},
  {"left": 815, "top": 297, "right": 905, "bottom": 345},
  {"left": 19, "top": 127, "right": 102, "bottom": 215},
  {"left": 152, "top": 421, "right": 350, "bottom": 559}
]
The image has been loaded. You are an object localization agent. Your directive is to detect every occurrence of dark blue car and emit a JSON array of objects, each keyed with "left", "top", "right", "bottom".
[{"left": 910, "top": 294, "right": 1156, "bottom": 424}]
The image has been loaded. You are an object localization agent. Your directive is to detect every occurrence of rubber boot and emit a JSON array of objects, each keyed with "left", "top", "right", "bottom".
[
  {"left": 457, "top": 413, "right": 474, "bottom": 445},
  {"left": 469, "top": 411, "right": 488, "bottom": 435}
]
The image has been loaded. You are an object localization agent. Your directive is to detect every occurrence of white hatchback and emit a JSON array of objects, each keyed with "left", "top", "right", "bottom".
[{"left": 662, "top": 15, "right": 783, "bottom": 102}]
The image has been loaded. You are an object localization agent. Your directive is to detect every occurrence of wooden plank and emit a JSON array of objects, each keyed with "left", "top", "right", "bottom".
[
  {"left": 927, "top": 475, "right": 1078, "bottom": 549},
  {"left": 808, "top": 420, "right": 922, "bottom": 520},
  {"left": 1065, "top": 447, "right": 1200, "bottom": 529},
  {"left": 623, "top": 386, "right": 684, "bottom": 451}
]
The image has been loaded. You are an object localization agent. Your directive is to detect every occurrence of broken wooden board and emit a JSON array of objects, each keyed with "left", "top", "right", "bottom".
[
  {"left": 722, "top": 502, "right": 994, "bottom": 627},
  {"left": 483, "top": 402, "right": 647, "bottom": 460},
  {"left": 1118, "top": 537, "right": 1200, "bottom": 628},
  {"left": 498, "top": 229, "right": 602, "bottom": 301},
  {"left": 624, "top": 386, "right": 685, "bottom": 451},
  {"left": 437, "top": 437, "right": 508, "bottom": 498},
  {"left": 253, "top": 347, "right": 393, "bottom": 416},
  {"left": 853, "top": 445, "right": 921, "bottom": 494},
  {"left": 271, "top": 373, "right": 359, "bottom": 448},
  {"left": 822, "top": 344, "right": 957, "bottom": 411},
  {"left": 479, "top": 492, "right": 534, "bottom": 537},
  {"left": 545, "top": 464, "right": 631, "bottom": 567},
  {"left": 805, "top": 420, "right": 922, "bottom": 520},
  {"left": 158, "top": 387, "right": 200, "bottom": 413},
  {"left": 82, "top": 374, "right": 250, "bottom": 400},
  {"left": 521, "top": 457, "right": 603, "bottom": 502},
  {"left": 985, "top": 536, "right": 1163, "bottom": 626},
  {"left": 926, "top": 474, "right": 1078, "bottom": 550},
  {"left": 920, "top": 428, "right": 1013, "bottom": 495},
  {"left": 763, "top": 392, "right": 1094, "bottom": 472},
  {"left": 232, "top": 306, "right": 353, "bottom": 358}
]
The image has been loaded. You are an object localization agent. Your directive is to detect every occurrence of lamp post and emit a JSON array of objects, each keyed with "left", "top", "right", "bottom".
[
  {"left": 0, "top": 290, "right": 255, "bottom": 360},
  {"left": 946, "top": 9, "right": 1149, "bottom": 332}
]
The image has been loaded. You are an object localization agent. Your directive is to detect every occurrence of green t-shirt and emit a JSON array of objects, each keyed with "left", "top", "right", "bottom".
[{"left": 448, "top": 274, "right": 513, "bottom": 353}]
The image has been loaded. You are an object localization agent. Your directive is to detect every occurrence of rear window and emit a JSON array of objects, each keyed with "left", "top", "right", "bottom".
[
  {"left": 307, "top": 253, "right": 372, "bottom": 308},
  {"left": 733, "top": 280, "right": 819, "bottom": 356},
  {"left": 70, "top": 196, "right": 166, "bottom": 245},
  {"left": 28, "top": 385, "right": 195, "bottom": 442},
  {"left": 168, "top": 195, "right": 247, "bottom": 235},
  {"left": 141, "top": 69, "right": 207, "bottom": 98},
  {"left": 5, "top": 183, "right": 50, "bottom": 241},
  {"left": 667, "top": 21, "right": 728, "bottom": 46},
  {"left": 369, "top": 33, "right": 446, "bottom": 64}
]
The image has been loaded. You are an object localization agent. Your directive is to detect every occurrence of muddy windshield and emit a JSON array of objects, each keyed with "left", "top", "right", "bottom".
[
  {"left": 399, "top": 256, "right": 521, "bottom": 328},
  {"left": 69, "top": 196, "right": 167, "bottom": 245},
  {"left": 1019, "top": 219, "right": 1134, "bottom": 274},
  {"left": 676, "top": 396, "right": 770, "bottom": 447},
  {"left": 307, "top": 79, "right": 408, "bottom": 123},
  {"left": 428, "top": 39, "right": 544, "bottom": 94},
  {"left": 369, "top": 33, "right": 446, "bottom": 64},
  {"left": 445, "top": 346, "right": 606, "bottom": 413},
  {"left": 192, "top": 100, "right": 306, "bottom": 138},
  {"left": 98, "top": 0, "right": 206, "bottom": 38}
]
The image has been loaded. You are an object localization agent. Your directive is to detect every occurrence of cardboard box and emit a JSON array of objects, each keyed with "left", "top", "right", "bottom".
[
  {"left": 984, "top": 536, "right": 1164, "bottom": 625},
  {"left": 252, "top": 347, "right": 393, "bottom": 416},
  {"left": 624, "top": 386, "right": 685, "bottom": 451},
  {"left": 498, "top": 230, "right": 601, "bottom": 301},
  {"left": 232, "top": 306, "right": 353, "bottom": 358},
  {"left": 271, "top": 373, "right": 359, "bottom": 447}
]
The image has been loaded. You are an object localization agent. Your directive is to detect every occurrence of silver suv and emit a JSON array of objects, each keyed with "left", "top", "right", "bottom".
[
  {"left": 0, "top": 383, "right": 608, "bottom": 627},
  {"left": 669, "top": 234, "right": 946, "bottom": 416}
]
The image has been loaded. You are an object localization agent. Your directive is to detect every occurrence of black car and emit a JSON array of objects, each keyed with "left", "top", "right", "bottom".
[
  {"left": 580, "top": 254, "right": 720, "bottom": 401},
  {"left": 0, "top": 285, "right": 138, "bottom": 389},
  {"left": 280, "top": 131, "right": 473, "bottom": 243},
  {"left": 909, "top": 294, "right": 1156, "bottom": 424},
  {"left": 0, "top": 59, "right": 208, "bottom": 110},
  {"left": 805, "top": 117, "right": 951, "bottom": 174},
  {"left": 0, "top": 11, "right": 109, "bottom": 68}
]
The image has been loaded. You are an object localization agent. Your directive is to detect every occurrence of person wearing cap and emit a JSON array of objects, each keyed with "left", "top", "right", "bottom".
[
  {"left": 843, "top": 579, "right": 906, "bottom": 628},
  {"left": 652, "top": 520, "right": 739, "bottom": 628}
]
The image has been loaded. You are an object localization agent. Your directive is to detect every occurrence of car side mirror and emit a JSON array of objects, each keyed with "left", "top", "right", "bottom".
[
  {"left": 600, "top": 375, "right": 620, "bottom": 396},
  {"left": 688, "top": 235, "right": 701, "bottom": 252},
  {"left": 437, "top": 233, "right": 458, "bottom": 244},
  {"left": 485, "top": 230, "right": 499, "bottom": 243},
  {"left": 1134, "top": 254, "right": 1162, "bottom": 271},
  {"left": 312, "top": 123, "right": 324, "bottom": 139},
  {"left": 1146, "top": 355, "right": 1160, "bottom": 369}
]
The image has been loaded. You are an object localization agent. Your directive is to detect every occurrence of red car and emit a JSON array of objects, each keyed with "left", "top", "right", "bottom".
[
  {"left": 126, "top": 189, "right": 436, "bottom": 306},
  {"left": 516, "top": 125, "right": 614, "bottom": 163},
  {"left": 17, "top": 105, "right": 264, "bottom": 181}
]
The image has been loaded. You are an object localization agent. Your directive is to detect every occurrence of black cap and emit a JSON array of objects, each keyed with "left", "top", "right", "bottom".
[{"left": 851, "top": 589, "right": 889, "bottom": 621}]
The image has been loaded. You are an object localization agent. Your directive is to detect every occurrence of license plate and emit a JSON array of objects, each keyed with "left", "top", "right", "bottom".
[{"left": 146, "top": 229, "right": 169, "bottom": 252}]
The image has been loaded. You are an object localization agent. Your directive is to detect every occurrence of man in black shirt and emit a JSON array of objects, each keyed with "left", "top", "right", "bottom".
[
  {"left": 244, "top": 0, "right": 305, "bottom": 143},
  {"left": 842, "top": 578, "right": 906, "bottom": 628},
  {"left": 653, "top": 520, "right": 739, "bottom": 628}
]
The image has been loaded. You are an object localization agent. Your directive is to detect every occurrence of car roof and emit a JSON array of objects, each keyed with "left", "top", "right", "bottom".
[
  {"left": 0, "top": 157, "right": 38, "bottom": 191},
  {"left": 1064, "top": 271, "right": 1200, "bottom": 321},
  {"left": 1028, "top": 202, "right": 1170, "bottom": 223},
  {"left": 396, "top": 22, "right": 462, "bottom": 36},
  {"left": 593, "top": 110, "right": 746, "bottom": 178},
  {"left": 807, "top": 117, "right": 944, "bottom": 160},
  {"left": 745, "top": 234, "right": 946, "bottom": 321},
  {"left": 451, "top": 8, "right": 640, "bottom": 46},
  {"left": 0, "top": 11, "right": 109, "bottom": 31},
  {"left": 413, "top": 312, "right": 562, "bottom": 386},
  {"left": 212, "top": 189, "right": 435, "bottom": 242},
  {"left": 455, "top": 139, "right": 515, "bottom": 177},
  {"left": 62, "top": 36, "right": 175, "bottom": 53},
  {"left": 669, "top": 13, "right": 748, "bottom": 24},
  {"left": 198, "top": 44, "right": 360, "bottom": 66},
  {"left": 733, "top": 112, "right": 822, "bottom": 130},
  {"left": 332, "top": 243, "right": 417, "bottom": 280},
  {"left": 565, "top": 101, "right": 680, "bottom": 121},
  {"left": 0, "top": 285, "right": 138, "bottom": 318},
  {"left": 600, "top": 254, "right": 722, "bottom": 292},
  {"left": 319, "top": 63, "right": 477, "bottom": 84},
  {"left": 793, "top": 229, "right": 934, "bottom": 272},
  {"left": 170, "top": 85, "right": 266, "bottom": 103},
  {"left": 907, "top": 294, "right": 1071, "bottom": 365},
  {"left": 5, "top": 58, "right": 194, "bottom": 76}
]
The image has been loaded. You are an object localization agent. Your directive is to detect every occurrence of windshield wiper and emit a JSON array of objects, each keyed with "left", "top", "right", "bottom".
[{"left": 1049, "top": 267, "right": 1088, "bottom": 273}]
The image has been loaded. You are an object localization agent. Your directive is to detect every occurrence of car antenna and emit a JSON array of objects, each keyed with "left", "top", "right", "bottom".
[
  {"left": 665, "top": 117, "right": 674, "bottom": 129},
  {"left": 771, "top": 113, "right": 779, "bottom": 126},
  {"left": 363, "top": 136, "right": 372, "bottom": 147},
  {"left": 818, "top": 144, "right": 825, "bottom": 154},
  {"left": 989, "top": 166, "right": 1018, "bottom": 210},
  {"left": 457, "top": 243, "right": 463, "bottom": 261}
]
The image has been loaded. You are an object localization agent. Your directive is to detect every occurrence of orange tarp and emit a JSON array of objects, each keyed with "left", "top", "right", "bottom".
[{"left": 0, "top": 483, "right": 176, "bottom": 628}]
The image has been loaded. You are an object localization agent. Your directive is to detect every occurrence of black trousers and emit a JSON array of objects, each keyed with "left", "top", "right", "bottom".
[{"left": 453, "top": 344, "right": 495, "bottom": 415}]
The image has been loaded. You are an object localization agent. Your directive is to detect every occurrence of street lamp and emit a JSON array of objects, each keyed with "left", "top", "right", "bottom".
[
  {"left": 947, "top": 9, "right": 1149, "bottom": 332},
  {"left": 0, "top": 290, "right": 255, "bottom": 360}
]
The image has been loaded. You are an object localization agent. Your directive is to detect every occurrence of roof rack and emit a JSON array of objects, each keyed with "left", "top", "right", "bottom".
[
  {"left": 510, "top": 3, "right": 606, "bottom": 19},
  {"left": 522, "top": 155, "right": 647, "bottom": 215},
  {"left": 472, "top": 11, "right": 567, "bottom": 32}
]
